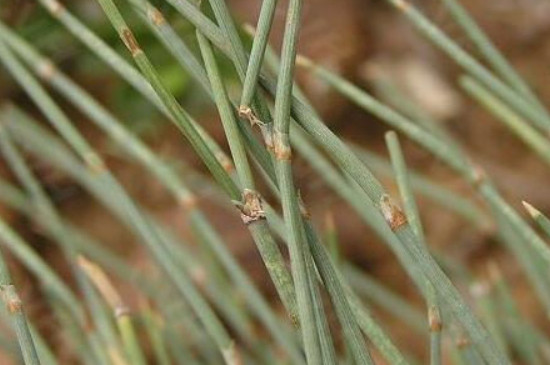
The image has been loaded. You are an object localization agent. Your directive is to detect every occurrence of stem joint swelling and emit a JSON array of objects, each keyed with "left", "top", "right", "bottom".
[
  {"left": 147, "top": 7, "right": 166, "bottom": 26},
  {"left": 1, "top": 285, "right": 23, "bottom": 314},
  {"left": 121, "top": 28, "right": 142, "bottom": 57},
  {"left": 380, "top": 194, "right": 408, "bottom": 231},
  {"left": 238, "top": 106, "right": 274, "bottom": 151},
  {"left": 238, "top": 106, "right": 265, "bottom": 127},
  {"left": 234, "top": 189, "right": 266, "bottom": 225},
  {"left": 428, "top": 305, "right": 442, "bottom": 332},
  {"left": 273, "top": 129, "right": 292, "bottom": 161}
]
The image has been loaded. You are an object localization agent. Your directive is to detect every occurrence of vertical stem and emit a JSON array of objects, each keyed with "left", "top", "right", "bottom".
[
  {"left": 272, "top": 0, "right": 325, "bottom": 362},
  {"left": 239, "top": 0, "right": 278, "bottom": 110}
]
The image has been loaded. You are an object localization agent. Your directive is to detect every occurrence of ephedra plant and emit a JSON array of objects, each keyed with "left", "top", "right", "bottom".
[{"left": 0, "top": 0, "right": 548, "bottom": 364}]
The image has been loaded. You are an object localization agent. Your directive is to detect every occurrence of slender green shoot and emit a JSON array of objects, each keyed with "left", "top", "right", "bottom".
[{"left": 0, "top": 241, "right": 41, "bottom": 365}]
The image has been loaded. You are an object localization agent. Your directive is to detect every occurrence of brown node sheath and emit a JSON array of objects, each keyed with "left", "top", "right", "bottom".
[
  {"left": 380, "top": 194, "right": 407, "bottom": 231},
  {"left": 428, "top": 306, "right": 442, "bottom": 332},
  {"left": 6, "top": 297, "right": 23, "bottom": 314},
  {"left": 236, "top": 189, "right": 266, "bottom": 225},
  {"left": 238, "top": 105, "right": 264, "bottom": 127},
  {"left": 121, "top": 28, "right": 142, "bottom": 57},
  {"left": 148, "top": 7, "right": 166, "bottom": 26},
  {"left": 273, "top": 130, "right": 292, "bottom": 161}
]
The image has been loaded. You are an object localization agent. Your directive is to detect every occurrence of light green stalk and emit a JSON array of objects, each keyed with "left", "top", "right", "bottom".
[
  {"left": 344, "top": 265, "right": 425, "bottom": 334},
  {"left": 94, "top": 0, "right": 238, "bottom": 199},
  {"left": 291, "top": 59, "right": 509, "bottom": 364},
  {"left": 142, "top": 307, "right": 171, "bottom": 365},
  {"left": 523, "top": 202, "right": 550, "bottom": 240},
  {"left": 239, "top": 0, "right": 278, "bottom": 110},
  {"left": 2, "top": 31, "right": 236, "bottom": 363},
  {"left": 196, "top": 29, "right": 299, "bottom": 324},
  {"left": 78, "top": 256, "right": 146, "bottom": 365},
  {"left": 266, "top": 204, "right": 407, "bottom": 365},
  {"left": 384, "top": 0, "right": 550, "bottom": 131},
  {"left": 0, "top": 28, "right": 301, "bottom": 361},
  {"left": 461, "top": 76, "right": 550, "bottom": 167},
  {"left": 271, "top": 0, "right": 327, "bottom": 362},
  {"left": 298, "top": 54, "right": 550, "bottom": 317},
  {"left": 489, "top": 264, "right": 542, "bottom": 364},
  {"left": 385, "top": 132, "right": 442, "bottom": 365},
  {"left": 0, "top": 240, "right": 41, "bottom": 365},
  {"left": 440, "top": 0, "right": 547, "bottom": 115}
]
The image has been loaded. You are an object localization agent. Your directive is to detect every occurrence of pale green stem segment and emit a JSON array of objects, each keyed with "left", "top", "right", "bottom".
[
  {"left": 0, "top": 23, "right": 302, "bottom": 359},
  {"left": 2, "top": 12, "right": 237, "bottom": 362},
  {"left": 524, "top": 202, "right": 550, "bottom": 241},
  {"left": 94, "top": 0, "right": 239, "bottom": 200},
  {"left": 0, "top": 226, "right": 41, "bottom": 365},
  {"left": 461, "top": 76, "right": 550, "bottom": 167},
  {"left": 440, "top": 0, "right": 547, "bottom": 116},
  {"left": 385, "top": 132, "right": 442, "bottom": 365},
  {"left": 293, "top": 57, "right": 510, "bottom": 365},
  {"left": 239, "top": 0, "right": 278, "bottom": 110},
  {"left": 384, "top": 0, "right": 550, "bottom": 131},
  {"left": 271, "top": 0, "right": 328, "bottom": 363}
]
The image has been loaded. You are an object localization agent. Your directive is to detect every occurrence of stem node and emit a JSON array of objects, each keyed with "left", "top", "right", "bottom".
[
  {"left": 380, "top": 194, "right": 408, "bottom": 231},
  {"left": 2, "top": 289, "right": 23, "bottom": 314},
  {"left": 37, "top": 59, "right": 56, "bottom": 81},
  {"left": 235, "top": 189, "right": 266, "bottom": 225},
  {"left": 147, "top": 7, "right": 166, "bottom": 26},
  {"left": 273, "top": 130, "right": 292, "bottom": 161},
  {"left": 121, "top": 28, "right": 142, "bottom": 57},
  {"left": 428, "top": 306, "right": 442, "bottom": 332}
]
